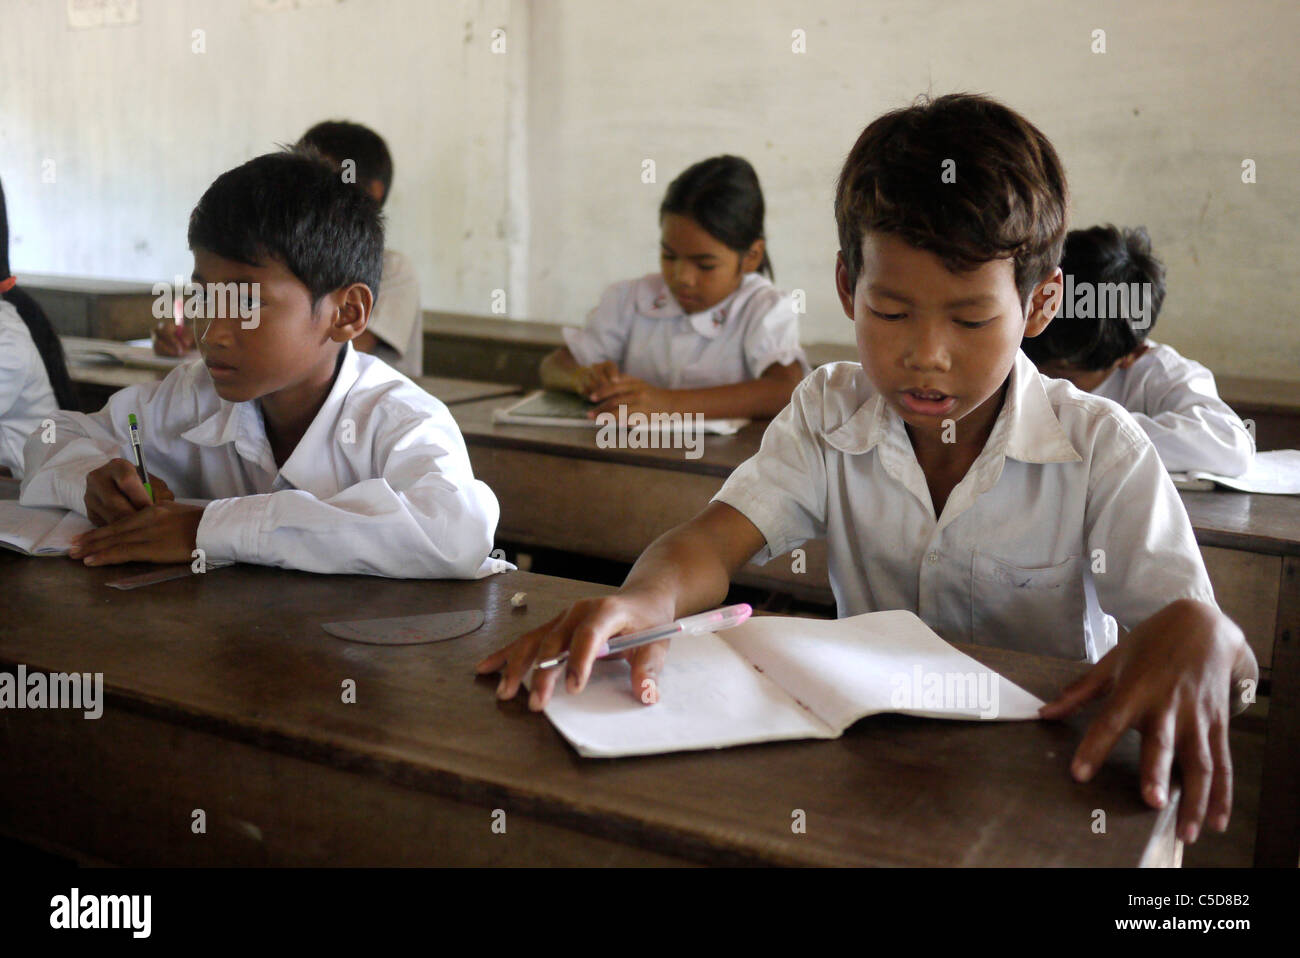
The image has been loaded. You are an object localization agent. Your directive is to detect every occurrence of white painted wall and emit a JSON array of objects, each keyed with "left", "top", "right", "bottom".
[
  {"left": 1, "top": 0, "right": 516, "bottom": 314},
  {"left": 2, "top": 0, "right": 1296, "bottom": 378},
  {"left": 523, "top": 0, "right": 1300, "bottom": 378}
]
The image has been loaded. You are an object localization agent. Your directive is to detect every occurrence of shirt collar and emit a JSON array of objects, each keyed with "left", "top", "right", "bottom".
[
  {"left": 823, "top": 351, "right": 1082, "bottom": 465},
  {"left": 179, "top": 343, "right": 362, "bottom": 483},
  {"left": 634, "top": 273, "right": 763, "bottom": 339}
]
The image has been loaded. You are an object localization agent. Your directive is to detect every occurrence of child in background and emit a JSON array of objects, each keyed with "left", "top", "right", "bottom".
[
  {"left": 0, "top": 176, "right": 68, "bottom": 478},
  {"left": 23, "top": 150, "right": 498, "bottom": 578},
  {"left": 1022, "top": 225, "right": 1254, "bottom": 476},
  {"left": 154, "top": 121, "right": 425, "bottom": 380},
  {"left": 541, "top": 155, "right": 807, "bottom": 420},
  {"left": 482, "top": 95, "right": 1256, "bottom": 847}
]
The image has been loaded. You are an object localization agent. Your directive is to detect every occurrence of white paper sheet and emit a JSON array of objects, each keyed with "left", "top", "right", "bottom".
[
  {"left": 728, "top": 611, "right": 1045, "bottom": 728},
  {"left": 1170, "top": 449, "right": 1300, "bottom": 495},
  {"left": 0, "top": 501, "right": 94, "bottom": 555},
  {"left": 540, "top": 631, "right": 831, "bottom": 758}
]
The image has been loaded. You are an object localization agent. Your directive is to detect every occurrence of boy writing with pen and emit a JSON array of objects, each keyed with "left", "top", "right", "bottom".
[
  {"left": 479, "top": 94, "right": 1258, "bottom": 846},
  {"left": 20, "top": 149, "right": 499, "bottom": 578}
]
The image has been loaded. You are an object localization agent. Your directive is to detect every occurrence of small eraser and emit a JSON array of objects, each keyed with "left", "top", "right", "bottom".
[{"left": 510, "top": 592, "right": 527, "bottom": 608}]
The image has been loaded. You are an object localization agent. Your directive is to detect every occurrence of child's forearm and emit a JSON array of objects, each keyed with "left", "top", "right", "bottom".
[
  {"left": 539, "top": 348, "right": 583, "bottom": 393},
  {"left": 666, "top": 364, "right": 803, "bottom": 419},
  {"left": 619, "top": 503, "right": 766, "bottom": 618}
]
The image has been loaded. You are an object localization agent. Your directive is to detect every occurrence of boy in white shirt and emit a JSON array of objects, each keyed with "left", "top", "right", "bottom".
[
  {"left": 21, "top": 150, "right": 498, "bottom": 578},
  {"left": 542, "top": 156, "right": 807, "bottom": 420},
  {"left": 1023, "top": 225, "right": 1254, "bottom": 476},
  {"left": 0, "top": 299, "right": 58, "bottom": 478},
  {"left": 480, "top": 94, "right": 1256, "bottom": 846},
  {"left": 152, "top": 121, "right": 425, "bottom": 380}
]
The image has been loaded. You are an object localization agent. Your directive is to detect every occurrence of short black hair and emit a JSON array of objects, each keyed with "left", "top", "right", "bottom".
[
  {"left": 660, "top": 155, "right": 773, "bottom": 278},
  {"left": 187, "top": 149, "right": 384, "bottom": 305},
  {"left": 297, "top": 120, "right": 394, "bottom": 205},
  {"left": 1021, "top": 224, "right": 1167, "bottom": 369},
  {"left": 836, "top": 93, "right": 1069, "bottom": 309}
]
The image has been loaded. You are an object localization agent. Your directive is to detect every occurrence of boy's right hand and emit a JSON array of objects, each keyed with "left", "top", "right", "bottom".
[
  {"left": 84, "top": 458, "right": 174, "bottom": 526},
  {"left": 476, "top": 589, "right": 676, "bottom": 711},
  {"left": 151, "top": 319, "right": 195, "bottom": 356}
]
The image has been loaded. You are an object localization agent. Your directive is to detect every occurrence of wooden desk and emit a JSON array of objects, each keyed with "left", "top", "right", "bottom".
[
  {"left": 452, "top": 399, "right": 1300, "bottom": 865},
  {"left": 1180, "top": 492, "right": 1300, "bottom": 867},
  {"left": 0, "top": 547, "right": 1177, "bottom": 866},
  {"left": 19, "top": 274, "right": 159, "bottom": 340}
]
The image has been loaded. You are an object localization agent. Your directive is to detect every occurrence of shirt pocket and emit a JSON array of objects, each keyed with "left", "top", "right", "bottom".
[{"left": 969, "top": 551, "right": 1087, "bottom": 659}]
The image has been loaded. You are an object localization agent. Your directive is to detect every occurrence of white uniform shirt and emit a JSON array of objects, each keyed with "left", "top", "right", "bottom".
[
  {"left": 20, "top": 343, "right": 499, "bottom": 578},
  {"left": 563, "top": 272, "right": 808, "bottom": 389},
  {"left": 714, "top": 350, "right": 1216, "bottom": 662},
  {"left": 0, "top": 300, "right": 58, "bottom": 478},
  {"left": 366, "top": 249, "right": 423, "bottom": 378},
  {"left": 1091, "top": 341, "right": 1254, "bottom": 476}
]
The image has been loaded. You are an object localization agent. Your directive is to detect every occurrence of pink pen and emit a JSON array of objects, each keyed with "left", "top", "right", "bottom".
[{"left": 536, "top": 603, "right": 753, "bottom": 670}]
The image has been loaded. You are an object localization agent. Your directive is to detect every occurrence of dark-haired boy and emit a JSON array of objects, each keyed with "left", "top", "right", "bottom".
[
  {"left": 22, "top": 150, "right": 498, "bottom": 578},
  {"left": 153, "top": 120, "right": 424, "bottom": 380},
  {"left": 1023, "top": 224, "right": 1254, "bottom": 476},
  {"left": 480, "top": 94, "right": 1256, "bottom": 845}
]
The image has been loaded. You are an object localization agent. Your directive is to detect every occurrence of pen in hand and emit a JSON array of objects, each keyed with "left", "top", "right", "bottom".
[
  {"left": 127, "top": 413, "right": 154, "bottom": 503},
  {"left": 536, "top": 603, "right": 752, "bottom": 671}
]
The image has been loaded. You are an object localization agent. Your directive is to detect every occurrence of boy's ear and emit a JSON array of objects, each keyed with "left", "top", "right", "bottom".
[
  {"left": 366, "top": 180, "right": 386, "bottom": 205},
  {"left": 834, "top": 251, "right": 856, "bottom": 322},
  {"left": 1024, "top": 267, "right": 1064, "bottom": 338},
  {"left": 741, "top": 238, "right": 765, "bottom": 273},
  {"left": 326, "top": 282, "right": 374, "bottom": 343}
]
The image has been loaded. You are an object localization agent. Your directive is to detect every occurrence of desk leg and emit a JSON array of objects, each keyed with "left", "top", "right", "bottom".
[{"left": 1255, "top": 556, "right": 1300, "bottom": 867}]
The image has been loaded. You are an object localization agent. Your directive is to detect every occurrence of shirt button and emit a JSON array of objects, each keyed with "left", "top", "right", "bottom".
[{"left": 926, "top": 552, "right": 939, "bottom": 565}]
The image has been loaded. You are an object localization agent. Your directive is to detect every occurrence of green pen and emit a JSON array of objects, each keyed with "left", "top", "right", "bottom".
[{"left": 127, "top": 413, "right": 154, "bottom": 502}]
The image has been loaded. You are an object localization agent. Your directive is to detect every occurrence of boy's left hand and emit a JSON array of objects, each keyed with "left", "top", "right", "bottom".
[
  {"left": 68, "top": 501, "right": 206, "bottom": 565},
  {"left": 588, "top": 377, "right": 677, "bottom": 418},
  {"left": 1039, "top": 598, "right": 1256, "bottom": 844}
]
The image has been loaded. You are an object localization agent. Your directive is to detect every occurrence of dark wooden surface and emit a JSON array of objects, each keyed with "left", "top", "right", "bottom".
[
  {"left": 1256, "top": 555, "right": 1300, "bottom": 866},
  {"left": 0, "top": 544, "right": 1180, "bottom": 866},
  {"left": 1180, "top": 491, "right": 1300, "bottom": 558}
]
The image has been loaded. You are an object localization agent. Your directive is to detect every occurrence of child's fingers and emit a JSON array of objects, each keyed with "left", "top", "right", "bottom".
[
  {"left": 82, "top": 533, "right": 155, "bottom": 565},
  {"left": 111, "top": 465, "right": 154, "bottom": 511},
  {"left": 84, "top": 483, "right": 138, "bottom": 526},
  {"left": 1174, "top": 724, "right": 1215, "bottom": 843},
  {"left": 1205, "top": 717, "right": 1233, "bottom": 832},
  {"left": 477, "top": 614, "right": 558, "bottom": 675},
  {"left": 1069, "top": 695, "right": 1138, "bottom": 782},
  {"left": 563, "top": 602, "right": 641, "bottom": 693},
  {"left": 627, "top": 640, "right": 668, "bottom": 706},
  {"left": 1138, "top": 709, "right": 1176, "bottom": 810},
  {"left": 1038, "top": 655, "right": 1114, "bottom": 719}
]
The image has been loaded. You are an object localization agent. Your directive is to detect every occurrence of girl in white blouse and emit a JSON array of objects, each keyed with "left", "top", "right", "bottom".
[{"left": 541, "top": 156, "right": 808, "bottom": 420}]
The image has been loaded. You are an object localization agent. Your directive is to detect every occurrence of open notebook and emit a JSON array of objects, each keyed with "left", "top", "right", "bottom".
[
  {"left": 1170, "top": 449, "right": 1300, "bottom": 494},
  {"left": 539, "top": 610, "right": 1045, "bottom": 758},
  {"left": 493, "top": 390, "right": 749, "bottom": 435},
  {"left": 0, "top": 500, "right": 95, "bottom": 556}
]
